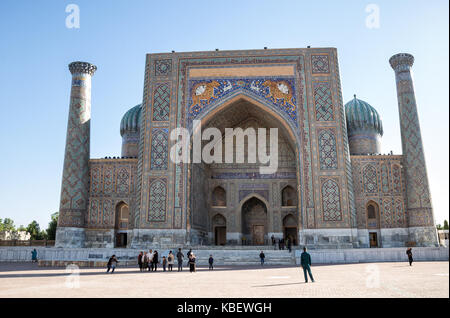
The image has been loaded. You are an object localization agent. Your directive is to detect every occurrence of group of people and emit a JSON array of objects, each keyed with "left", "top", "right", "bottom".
[
  {"left": 106, "top": 246, "right": 417, "bottom": 282},
  {"left": 134, "top": 248, "right": 215, "bottom": 273},
  {"left": 270, "top": 235, "right": 293, "bottom": 252}
]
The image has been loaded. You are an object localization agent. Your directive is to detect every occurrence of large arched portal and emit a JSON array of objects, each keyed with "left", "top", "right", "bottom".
[
  {"left": 241, "top": 197, "right": 268, "bottom": 245},
  {"left": 188, "top": 95, "right": 301, "bottom": 245}
]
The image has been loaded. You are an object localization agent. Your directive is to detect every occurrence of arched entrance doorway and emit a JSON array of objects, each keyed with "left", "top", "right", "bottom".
[
  {"left": 283, "top": 214, "right": 298, "bottom": 245},
  {"left": 186, "top": 94, "right": 301, "bottom": 246},
  {"left": 115, "top": 201, "right": 129, "bottom": 248},
  {"left": 366, "top": 201, "right": 381, "bottom": 248},
  {"left": 241, "top": 197, "right": 268, "bottom": 245},
  {"left": 212, "top": 214, "right": 227, "bottom": 245}
]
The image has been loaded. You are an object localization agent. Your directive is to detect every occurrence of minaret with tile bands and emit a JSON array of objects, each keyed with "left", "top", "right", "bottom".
[
  {"left": 389, "top": 53, "right": 438, "bottom": 246},
  {"left": 56, "top": 61, "right": 97, "bottom": 248}
]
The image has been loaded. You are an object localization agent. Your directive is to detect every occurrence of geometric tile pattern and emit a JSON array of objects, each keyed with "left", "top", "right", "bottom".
[
  {"left": 392, "top": 164, "right": 402, "bottom": 193},
  {"left": 318, "top": 129, "right": 338, "bottom": 170},
  {"left": 363, "top": 164, "right": 378, "bottom": 193},
  {"left": 311, "top": 55, "right": 330, "bottom": 74},
  {"left": 313, "top": 82, "right": 334, "bottom": 121},
  {"left": 381, "top": 164, "right": 390, "bottom": 193},
  {"left": 150, "top": 128, "right": 169, "bottom": 170},
  {"left": 152, "top": 84, "right": 170, "bottom": 122},
  {"left": 321, "top": 178, "right": 342, "bottom": 221},
  {"left": 154, "top": 59, "right": 172, "bottom": 76},
  {"left": 116, "top": 167, "right": 130, "bottom": 195},
  {"left": 148, "top": 178, "right": 167, "bottom": 222},
  {"left": 59, "top": 95, "right": 90, "bottom": 227}
]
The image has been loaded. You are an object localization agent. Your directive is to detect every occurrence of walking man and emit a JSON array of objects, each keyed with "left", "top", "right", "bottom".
[
  {"left": 300, "top": 247, "right": 314, "bottom": 283},
  {"left": 259, "top": 251, "right": 265, "bottom": 266},
  {"left": 138, "top": 251, "right": 143, "bottom": 272},
  {"left": 153, "top": 250, "right": 159, "bottom": 271},
  {"left": 406, "top": 248, "right": 413, "bottom": 266},
  {"left": 177, "top": 248, "right": 184, "bottom": 272}
]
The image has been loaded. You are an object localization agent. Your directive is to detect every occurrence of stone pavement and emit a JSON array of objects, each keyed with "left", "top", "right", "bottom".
[{"left": 0, "top": 261, "right": 447, "bottom": 298}]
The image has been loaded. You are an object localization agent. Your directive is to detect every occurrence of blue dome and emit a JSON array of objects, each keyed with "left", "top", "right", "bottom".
[
  {"left": 345, "top": 95, "right": 383, "bottom": 136},
  {"left": 120, "top": 104, "right": 142, "bottom": 136}
]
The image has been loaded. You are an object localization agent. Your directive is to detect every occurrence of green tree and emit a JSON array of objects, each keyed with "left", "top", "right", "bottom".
[
  {"left": 436, "top": 224, "right": 443, "bottom": 230},
  {"left": 46, "top": 212, "right": 59, "bottom": 240},
  {"left": 0, "top": 218, "right": 16, "bottom": 233},
  {"left": 26, "top": 221, "right": 45, "bottom": 240},
  {"left": 444, "top": 220, "right": 449, "bottom": 230}
]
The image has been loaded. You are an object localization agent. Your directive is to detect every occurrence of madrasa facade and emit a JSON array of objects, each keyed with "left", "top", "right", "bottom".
[{"left": 55, "top": 48, "right": 439, "bottom": 249}]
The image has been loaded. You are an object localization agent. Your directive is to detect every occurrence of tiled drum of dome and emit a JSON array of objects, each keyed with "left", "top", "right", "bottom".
[{"left": 321, "top": 179, "right": 342, "bottom": 221}]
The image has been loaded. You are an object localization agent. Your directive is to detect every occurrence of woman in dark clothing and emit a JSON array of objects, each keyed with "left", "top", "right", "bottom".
[
  {"left": 406, "top": 248, "right": 413, "bottom": 266},
  {"left": 106, "top": 255, "right": 119, "bottom": 273},
  {"left": 138, "top": 251, "right": 144, "bottom": 272},
  {"left": 153, "top": 250, "right": 159, "bottom": 271},
  {"left": 189, "top": 253, "right": 196, "bottom": 273}
]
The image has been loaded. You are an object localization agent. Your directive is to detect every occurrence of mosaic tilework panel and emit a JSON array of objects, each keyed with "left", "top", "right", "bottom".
[
  {"left": 318, "top": 129, "right": 338, "bottom": 170},
  {"left": 392, "top": 164, "right": 402, "bottom": 193},
  {"left": 383, "top": 198, "right": 393, "bottom": 228},
  {"left": 313, "top": 82, "right": 334, "bottom": 121},
  {"left": 152, "top": 84, "right": 170, "bottom": 121},
  {"left": 116, "top": 167, "right": 130, "bottom": 195},
  {"left": 154, "top": 59, "right": 172, "bottom": 76},
  {"left": 381, "top": 163, "right": 390, "bottom": 193},
  {"left": 311, "top": 55, "right": 330, "bottom": 74},
  {"left": 321, "top": 178, "right": 342, "bottom": 221},
  {"left": 363, "top": 164, "right": 378, "bottom": 193},
  {"left": 148, "top": 178, "right": 167, "bottom": 222},
  {"left": 188, "top": 78, "right": 298, "bottom": 127},
  {"left": 150, "top": 128, "right": 169, "bottom": 170}
]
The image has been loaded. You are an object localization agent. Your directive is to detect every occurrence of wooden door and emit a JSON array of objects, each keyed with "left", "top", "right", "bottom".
[
  {"left": 369, "top": 232, "right": 378, "bottom": 248},
  {"left": 215, "top": 227, "right": 226, "bottom": 246},
  {"left": 253, "top": 225, "right": 265, "bottom": 245}
]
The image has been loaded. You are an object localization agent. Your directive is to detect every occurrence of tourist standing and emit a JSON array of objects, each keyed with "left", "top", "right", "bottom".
[
  {"left": 259, "top": 251, "right": 265, "bottom": 266},
  {"left": 406, "top": 248, "right": 413, "bottom": 266},
  {"left": 153, "top": 250, "right": 159, "bottom": 271},
  {"left": 148, "top": 249, "right": 154, "bottom": 271},
  {"left": 143, "top": 252, "right": 149, "bottom": 271},
  {"left": 189, "top": 253, "right": 196, "bottom": 273},
  {"left": 31, "top": 249, "right": 38, "bottom": 263},
  {"left": 138, "top": 251, "right": 143, "bottom": 272},
  {"left": 300, "top": 247, "right": 315, "bottom": 283},
  {"left": 177, "top": 248, "right": 184, "bottom": 271},
  {"left": 208, "top": 255, "right": 214, "bottom": 270},
  {"left": 271, "top": 235, "right": 275, "bottom": 246},
  {"left": 168, "top": 251, "right": 175, "bottom": 271},
  {"left": 287, "top": 238, "right": 292, "bottom": 253},
  {"left": 186, "top": 249, "right": 192, "bottom": 267},
  {"left": 162, "top": 256, "right": 167, "bottom": 271},
  {"left": 106, "top": 255, "right": 119, "bottom": 274}
]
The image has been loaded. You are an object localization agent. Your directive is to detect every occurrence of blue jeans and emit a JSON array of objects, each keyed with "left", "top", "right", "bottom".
[
  {"left": 302, "top": 265, "right": 314, "bottom": 282},
  {"left": 260, "top": 258, "right": 265, "bottom": 266}
]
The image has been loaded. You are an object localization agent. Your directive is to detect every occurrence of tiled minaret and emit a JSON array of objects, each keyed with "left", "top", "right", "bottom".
[
  {"left": 389, "top": 53, "right": 438, "bottom": 246},
  {"left": 56, "top": 61, "right": 97, "bottom": 248}
]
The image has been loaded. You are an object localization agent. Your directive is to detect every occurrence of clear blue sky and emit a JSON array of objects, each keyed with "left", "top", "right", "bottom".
[{"left": 0, "top": 0, "right": 448, "bottom": 229}]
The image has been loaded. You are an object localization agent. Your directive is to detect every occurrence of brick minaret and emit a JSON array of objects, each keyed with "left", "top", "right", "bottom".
[
  {"left": 389, "top": 53, "right": 438, "bottom": 246},
  {"left": 56, "top": 61, "right": 97, "bottom": 248}
]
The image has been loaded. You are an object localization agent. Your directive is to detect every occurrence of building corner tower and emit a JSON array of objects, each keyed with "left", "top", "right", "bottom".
[
  {"left": 389, "top": 53, "right": 438, "bottom": 246},
  {"left": 55, "top": 61, "right": 97, "bottom": 248}
]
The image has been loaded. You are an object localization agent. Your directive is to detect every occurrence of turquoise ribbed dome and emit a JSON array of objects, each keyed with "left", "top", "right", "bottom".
[
  {"left": 120, "top": 104, "right": 142, "bottom": 136},
  {"left": 345, "top": 95, "right": 383, "bottom": 136}
]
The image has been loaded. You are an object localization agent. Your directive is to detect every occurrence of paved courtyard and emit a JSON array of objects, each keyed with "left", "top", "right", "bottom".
[{"left": 0, "top": 261, "right": 447, "bottom": 298}]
